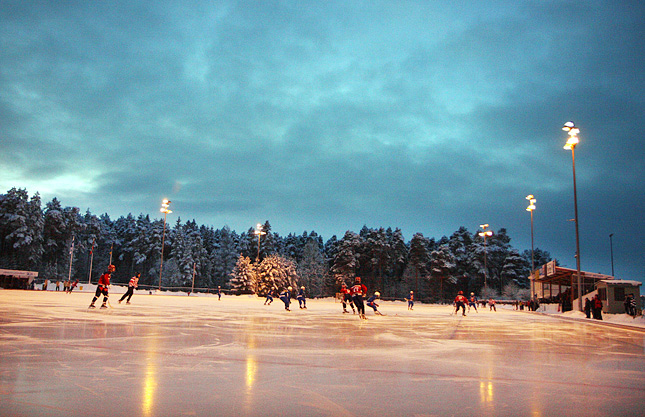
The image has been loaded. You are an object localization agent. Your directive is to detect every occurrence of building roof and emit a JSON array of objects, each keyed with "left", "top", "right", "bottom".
[
  {"left": 533, "top": 263, "right": 613, "bottom": 287},
  {"left": 599, "top": 279, "right": 642, "bottom": 286}
]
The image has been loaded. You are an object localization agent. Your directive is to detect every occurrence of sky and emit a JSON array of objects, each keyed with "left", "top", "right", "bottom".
[{"left": 1, "top": 1, "right": 643, "bottom": 283}]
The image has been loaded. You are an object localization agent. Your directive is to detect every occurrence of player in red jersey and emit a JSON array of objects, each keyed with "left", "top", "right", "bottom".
[
  {"left": 454, "top": 290, "right": 468, "bottom": 316},
  {"left": 340, "top": 282, "right": 356, "bottom": 314},
  {"left": 89, "top": 264, "right": 114, "bottom": 309}
]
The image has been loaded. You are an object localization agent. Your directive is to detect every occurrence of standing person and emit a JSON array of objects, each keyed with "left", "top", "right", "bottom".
[
  {"left": 56, "top": 280, "right": 61, "bottom": 291},
  {"left": 623, "top": 294, "right": 633, "bottom": 316},
  {"left": 351, "top": 277, "right": 368, "bottom": 320},
  {"left": 454, "top": 291, "right": 468, "bottom": 316},
  {"left": 584, "top": 297, "right": 592, "bottom": 318},
  {"left": 366, "top": 292, "right": 383, "bottom": 315},
  {"left": 89, "top": 265, "right": 114, "bottom": 309},
  {"left": 264, "top": 289, "right": 274, "bottom": 305},
  {"left": 468, "top": 292, "right": 478, "bottom": 313},
  {"left": 297, "top": 286, "right": 307, "bottom": 309},
  {"left": 217, "top": 286, "right": 222, "bottom": 301},
  {"left": 488, "top": 298, "right": 497, "bottom": 312},
  {"left": 406, "top": 291, "right": 414, "bottom": 310},
  {"left": 119, "top": 272, "right": 139, "bottom": 304},
  {"left": 340, "top": 283, "right": 355, "bottom": 314},
  {"left": 42, "top": 279, "right": 48, "bottom": 291},
  {"left": 279, "top": 286, "right": 292, "bottom": 311},
  {"left": 592, "top": 294, "right": 603, "bottom": 320}
]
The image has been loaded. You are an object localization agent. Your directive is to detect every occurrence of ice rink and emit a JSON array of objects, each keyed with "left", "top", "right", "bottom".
[{"left": 1, "top": 289, "right": 644, "bottom": 417}]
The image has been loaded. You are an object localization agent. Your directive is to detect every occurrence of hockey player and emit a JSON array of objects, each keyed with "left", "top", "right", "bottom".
[
  {"left": 367, "top": 292, "right": 383, "bottom": 315},
  {"left": 119, "top": 272, "right": 139, "bottom": 304},
  {"left": 489, "top": 298, "right": 497, "bottom": 312},
  {"left": 340, "top": 283, "right": 355, "bottom": 314},
  {"left": 280, "top": 286, "right": 293, "bottom": 311},
  {"left": 89, "top": 265, "right": 114, "bottom": 308},
  {"left": 217, "top": 286, "right": 222, "bottom": 301},
  {"left": 406, "top": 291, "right": 414, "bottom": 310},
  {"left": 67, "top": 279, "right": 78, "bottom": 293},
  {"left": 297, "top": 286, "right": 307, "bottom": 309},
  {"left": 264, "top": 289, "right": 274, "bottom": 305},
  {"left": 468, "top": 292, "right": 478, "bottom": 313},
  {"left": 351, "top": 277, "right": 368, "bottom": 320},
  {"left": 454, "top": 290, "right": 468, "bottom": 316}
]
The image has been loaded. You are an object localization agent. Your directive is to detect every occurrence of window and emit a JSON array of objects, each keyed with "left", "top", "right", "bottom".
[
  {"left": 598, "top": 287, "right": 607, "bottom": 301},
  {"left": 614, "top": 287, "right": 625, "bottom": 302}
]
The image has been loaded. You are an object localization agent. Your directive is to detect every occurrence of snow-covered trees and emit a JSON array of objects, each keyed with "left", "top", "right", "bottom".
[
  {"left": 0, "top": 188, "right": 44, "bottom": 269},
  {"left": 0, "top": 188, "right": 552, "bottom": 300},
  {"left": 430, "top": 244, "right": 457, "bottom": 301},
  {"left": 331, "top": 231, "right": 361, "bottom": 286},
  {"left": 297, "top": 240, "right": 328, "bottom": 297},
  {"left": 255, "top": 255, "right": 299, "bottom": 295},
  {"left": 406, "top": 233, "right": 429, "bottom": 296},
  {"left": 230, "top": 255, "right": 255, "bottom": 294}
]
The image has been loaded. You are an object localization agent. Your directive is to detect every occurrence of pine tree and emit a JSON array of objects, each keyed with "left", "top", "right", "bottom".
[
  {"left": 255, "top": 254, "right": 299, "bottom": 296},
  {"left": 230, "top": 255, "right": 256, "bottom": 294},
  {"left": 501, "top": 249, "right": 529, "bottom": 289},
  {"left": 297, "top": 240, "right": 328, "bottom": 297},
  {"left": 331, "top": 231, "right": 361, "bottom": 285},
  {"left": 407, "top": 233, "right": 429, "bottom": 296},
  {"left": 430, "top": 244, "right": 457, "bottom": 302}
]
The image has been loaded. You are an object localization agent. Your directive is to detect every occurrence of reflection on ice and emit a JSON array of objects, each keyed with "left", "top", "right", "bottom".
[{"left": 0, "top": 290, "right": 644, "bottom": 417}]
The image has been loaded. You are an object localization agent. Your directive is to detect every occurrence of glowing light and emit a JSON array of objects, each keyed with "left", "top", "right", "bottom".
[{"left": 526, "top": 195, "right": 536, "bottom": 212}]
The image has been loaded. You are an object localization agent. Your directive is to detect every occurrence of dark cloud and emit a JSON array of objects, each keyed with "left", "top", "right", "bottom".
[{"left": 1, "top": 1, "right": 643, "bottom": 281}]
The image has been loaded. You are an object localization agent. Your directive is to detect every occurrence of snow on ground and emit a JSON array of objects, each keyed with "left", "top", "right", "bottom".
[{"left": 1, "top": 289, "right": 644, "bottom": 417}]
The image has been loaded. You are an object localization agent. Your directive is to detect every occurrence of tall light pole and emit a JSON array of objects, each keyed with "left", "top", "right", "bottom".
[
  {"left": 526, "top": 195, "right": 536, "bottom": 299},
  {"left": 609, "top": 233, "right": 614, "bottom": 277},
  {"left": 478, "top": 224, "right": 493, "bottom": 290},
  {"left": 159, "top": 199, "right": 172, "bottom": 291},
  {"left": 562, "top": 121, "right": 582, "bottom": 311},
  {"left": 254, "top": 223, "right": 266, "bottom": 262}
]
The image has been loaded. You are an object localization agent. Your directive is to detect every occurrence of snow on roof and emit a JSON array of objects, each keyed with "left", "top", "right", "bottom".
[{"left": 600, "top": 279, "right": 642, "bottom": 286}]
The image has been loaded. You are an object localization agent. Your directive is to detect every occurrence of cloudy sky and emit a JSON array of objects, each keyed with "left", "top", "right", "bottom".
[{"left": 1, "top": 1, "right": 643, "bottom": 282}]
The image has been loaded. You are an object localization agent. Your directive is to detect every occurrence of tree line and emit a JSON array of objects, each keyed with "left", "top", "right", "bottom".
[{"left": 0, "top": 187, "right": 552, "bottom": 301}]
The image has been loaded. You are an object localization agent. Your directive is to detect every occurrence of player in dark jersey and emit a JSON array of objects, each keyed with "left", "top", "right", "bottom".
[
  {"left": 351, "top": 277, "right": 368, "bottom": 320},
  {"left": 366, "top": 292, "right": 383, "bottom": 315}
]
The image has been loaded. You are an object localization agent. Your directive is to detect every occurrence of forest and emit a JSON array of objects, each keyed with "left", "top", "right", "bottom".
[{"left": 0, "top": 187, "right": 552, "bottom": 301}]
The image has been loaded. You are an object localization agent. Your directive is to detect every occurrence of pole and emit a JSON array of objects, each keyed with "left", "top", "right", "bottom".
[
  {"left": 483, "top": 235, "right": 488, "bottom": 290},
  {"left": 609, "top": 233, "right": 614, "bottom": 277},
  {"left": 257, "top": 233, "right": 261, "bottom": 261},
  {"left": 88, "top": 238, "right": 95, "bottom": 284},
  {"left": 191, "top": 262, "right": 196, "bottom": 294},
  {"left": 530, "top": 209, "right": 535, "bottom": 299},
  {"left": 109, "top": 242, "right": 113, "bottom": 265},
  {"left": 159, "top": 212, "right": 167, "bottom": 291},
  {"left": 67, "top": 236, "right": 75, "bottom": 283},
  {"left": 571, "top": 147, "right": 583, "bottom": 311}
]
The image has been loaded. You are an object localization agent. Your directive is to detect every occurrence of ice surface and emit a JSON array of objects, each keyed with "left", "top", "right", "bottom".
[{"left": 1, "top": 289, "right": 644, "bottom": 417}]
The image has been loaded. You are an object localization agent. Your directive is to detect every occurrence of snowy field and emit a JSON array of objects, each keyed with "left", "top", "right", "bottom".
[{"left": 1, "top": 289, "right": 644, "bottom": 417}]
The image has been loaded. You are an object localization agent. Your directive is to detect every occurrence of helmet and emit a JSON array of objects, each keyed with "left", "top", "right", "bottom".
[
  {"left": 301, "top": 286, "right": 305, "bottom": 289},
  {"left": 288, "top": 286, "right": 293, "bottom": 291},
  {"left": 108, "top": 264, "right": 115, "bottom": 272},
  {"left": 410, "top": 291, "right": 414, "bottom": 294},
  {"left": 375, "top": 292, "right": 380, "bottom": 297},
  {"left": 341, "top": 283, "right": 347, "bottom": 287},
  {"left": 471, "top": 292, "right": 474, "bottom": 296},
  {"left": 458, "top": 291, "right": 463, "bottom": 295}
]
